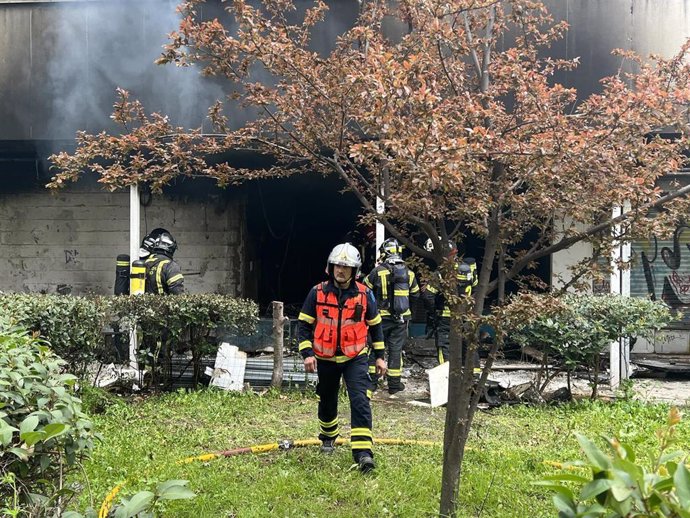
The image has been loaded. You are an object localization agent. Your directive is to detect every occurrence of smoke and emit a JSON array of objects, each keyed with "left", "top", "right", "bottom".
[{"left": 42, "top": 0, "right": 227, "bottom": 140}]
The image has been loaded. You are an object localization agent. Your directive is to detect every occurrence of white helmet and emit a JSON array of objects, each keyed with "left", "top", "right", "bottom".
[
  {"left": 424, "top": 236, "right": 456, "bottom": 255},
  {"left": 326, "top": 243, "right": 362, "bottom": 277}
]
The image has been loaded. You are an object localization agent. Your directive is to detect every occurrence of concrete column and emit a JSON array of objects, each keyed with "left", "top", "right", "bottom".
[{"left": 610, "top": 202, "right": 631, "bottom": 388}]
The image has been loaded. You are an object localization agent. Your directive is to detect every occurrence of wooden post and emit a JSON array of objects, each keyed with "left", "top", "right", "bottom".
[{"left": 271, "top": 301, "right": 284, "bottom": 389}]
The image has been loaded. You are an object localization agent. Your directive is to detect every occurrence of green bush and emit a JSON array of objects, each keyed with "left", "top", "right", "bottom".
[
  {"left": 536, "top": 407, "right": 690, "bottom": 517},
  {"left": 0, "top": 293, "right": 259, "bottom": 388},
  {"left": 0, "top": 294, "right": 110, "bottom": 378},
  {"left": 512, "top": 295, "right": 674, "bottom": 397},
  {"left": 0, "top": 320, "right": 97, "bottom": 512},
  {"left": 111, "top": 294, "right": 259, "bottom": 387}
]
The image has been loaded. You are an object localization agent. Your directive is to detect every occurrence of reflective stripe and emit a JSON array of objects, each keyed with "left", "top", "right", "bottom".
[
  {"left": 408, "top": 271, "right": 420, "bottom": 293},
  {"left": 319, "top": 417, "right": 339, "bottom": 428},
  {"left": 441, "top": 309, "right": 451, "bottom": 317},
  {"left": 298, "top": 341, "right": 312, "bottom": 351},
  {"left": 377, "top": 269, "right": 390, "bottom": 299},
  {"left": 438, "top": 349, "right": 445, "bottom": 364},
  {"left": 426, "top": 285, "right": 439, "bottom": 294},
  {"left": 388, "top": 368, "right": 402, "bottom": 376},
  {"left": 368, "top": 366, "right": 376, "bottom": 374},
  {"left": 298, "top": 312, "right": 315, "bottom": 324},
  {"left": 367, "top": 314, "right": 382, "bottom": 326},
  {"left": 351, "top": 440, "right": 373, "bottom": 449},
  {"left": 320, "top": 428, "right": 340, "bottom": 438},
  {"left": 366, "top": 389, "right": 372, "bottom": 399},
  {"left": 364, "top": 277, "right": 374, "bottom": 289},
  {"left": 371, "top": 341, "right": 385, "bottom": 350},
  {"left": 351, "top": 428, "right": 372, "bottom": 438},
  {"left": 156, "top": 259, "right": 171, "bottom": 294},
  {"left": 393, "top": 289, "right": 409, "bottom": 296},
  {"left": 117, "top": 261, "right": 129, "bottom": 266},
  {"left": 315, "top": 349, "right": 369, "bottom": 362},
  {"left": 382, "top": 309, "right": 411, "bottom": 317},
  {"left": 168, "top": 273, "right": 184, "bottom": 284}
]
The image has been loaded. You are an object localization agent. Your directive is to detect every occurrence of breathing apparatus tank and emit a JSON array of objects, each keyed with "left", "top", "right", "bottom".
[
  {"left": 114, "top": 254, "right": 130, "bottom": 295},
  {"left": 129, "top": 260, "right": 147, "bottom": 295}
]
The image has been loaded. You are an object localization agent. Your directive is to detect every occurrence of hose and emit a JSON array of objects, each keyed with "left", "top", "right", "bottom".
[{"left": 99, "top": 437, "right": 441, "bottom": 517}]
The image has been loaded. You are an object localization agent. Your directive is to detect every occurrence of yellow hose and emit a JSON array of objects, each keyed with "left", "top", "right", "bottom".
[{"left": 98, "top": 437, "right": 440, "bottom": 516}]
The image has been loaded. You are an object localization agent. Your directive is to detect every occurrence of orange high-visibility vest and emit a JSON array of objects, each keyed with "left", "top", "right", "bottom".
[{"left": 313, "top": 282, "right": 368, "bottom": 358}]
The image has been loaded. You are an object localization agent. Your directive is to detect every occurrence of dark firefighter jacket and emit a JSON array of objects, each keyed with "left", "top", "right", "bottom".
[
  {"left": 297, "top": 280, "right": 385, "bottom": 362},
  {"left": 144, "top": 253, "right": 185, "bottom": 295},
  {"left": 363, "top": 260, "right": 420, "bottom": 320},
  {"left": 422, "top": 258, "right": 478, "bottom": 318}
]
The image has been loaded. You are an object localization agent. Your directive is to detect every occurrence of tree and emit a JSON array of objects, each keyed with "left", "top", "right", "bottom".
[{"left": 48, "top": 1, "right": 690, "bottom": 515}]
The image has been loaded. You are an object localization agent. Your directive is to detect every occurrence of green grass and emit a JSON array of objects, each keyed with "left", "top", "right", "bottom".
[{"left": 74, "top": 388, "right": 690, "bottom": 517}]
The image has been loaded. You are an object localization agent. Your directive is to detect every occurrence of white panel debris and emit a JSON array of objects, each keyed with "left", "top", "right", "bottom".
[
  {"left": 206, "top": 343, "right": 247, "bottom": 391},
  {"left": 427, "top": 361, "right": 449, "bottom": 408}
]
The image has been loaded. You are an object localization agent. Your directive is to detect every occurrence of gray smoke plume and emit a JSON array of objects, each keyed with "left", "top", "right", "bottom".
[{"left": 41, "top": 0, "right": 227, "bottom": 139}]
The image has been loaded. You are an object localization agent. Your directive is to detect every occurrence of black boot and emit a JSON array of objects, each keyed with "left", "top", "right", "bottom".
[
  {"left": 358, "top": 454, "right": 375, "bottom": 473},
  {"left": 388, "top": 380, "right": 405, "bottom": 395},
  {"left": 320, "top": 438, "right": 336, "bottom": 454}
]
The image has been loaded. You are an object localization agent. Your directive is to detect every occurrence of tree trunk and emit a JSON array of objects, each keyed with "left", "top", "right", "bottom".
[
  {"left": 271, "top": 301, "right": 284, "bottom": 389},
  {"left": 440, "top": 313, "right": 466, "bottom": 517}
]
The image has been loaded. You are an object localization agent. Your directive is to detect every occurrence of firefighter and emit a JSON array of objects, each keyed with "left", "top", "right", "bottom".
[
  {"left": 297, "top": 243, "right": 386, "bottom": 473},
  {"left": 364, "top": 238, "right": 420, "bottom": 395},
  {"left": 139, "top": 228, "right": 168, "bottom": 260},
  {"left": 421, "top": 237, "right": 478, "bottom": 366},
  {"left": 144, "top": 230, "right": 185, "bottom": 295}
]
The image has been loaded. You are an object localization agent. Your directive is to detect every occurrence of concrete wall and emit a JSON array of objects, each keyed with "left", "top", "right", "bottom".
[
  {"left": 0, "top": 185, "right": 244, "bottom": 295},
  {"left": 550, "top": 216, "right": 594, "bottom": 292}
]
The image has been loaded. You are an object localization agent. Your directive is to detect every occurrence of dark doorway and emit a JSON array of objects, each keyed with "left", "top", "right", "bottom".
[{"left": 244, "top": 173, "right": 367, "bottom": 316}]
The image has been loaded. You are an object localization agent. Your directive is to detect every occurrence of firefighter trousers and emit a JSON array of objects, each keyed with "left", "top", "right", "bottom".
[
  {"left": 368, "top": 318, "right": 407, "bottom": 390},
  {"left": 436, "top": 317, "right": 480, "bottom": 369},
  {"left": 316, "top": 354, "right": 373, "bottom": 462}
]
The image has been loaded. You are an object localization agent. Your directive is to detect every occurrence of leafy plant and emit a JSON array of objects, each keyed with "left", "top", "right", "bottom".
[
  {"left": 0, "top": 319, "right": 97, "bottom": 510},
  {"left": 64, "top": 479, "right": 195, "bottom": 518},
  {"left": 536, "top": 407, "right": 690, "bottom": 517},
  {"left": 0, "top": 294, "right": 110, "bottom": 378},
  {"left": 512, "top": 295, "right": 674, "bottom": 398},
  {"left": 111, "top": 294, "right": 258, "bottom": 388}
]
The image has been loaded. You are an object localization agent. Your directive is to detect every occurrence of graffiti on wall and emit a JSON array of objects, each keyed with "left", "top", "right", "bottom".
[{"left": 633, "top": 225, "right": 690, "bottom": 324}]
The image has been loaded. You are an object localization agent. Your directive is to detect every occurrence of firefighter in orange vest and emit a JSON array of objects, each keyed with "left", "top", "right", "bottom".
[{"left": 297, "top": 243, "right": 386, "bottom": 473}]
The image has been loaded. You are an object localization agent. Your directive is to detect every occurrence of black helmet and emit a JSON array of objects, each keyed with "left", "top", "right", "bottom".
[
  {"left": 153, "top": 230, "right": 178, "bottom": 256},
  {"left": 379, "top": 238, "right": 403, "bottom": 259},
  {"left": 140, "top": 228, "right": 169, "bottom": 257}
]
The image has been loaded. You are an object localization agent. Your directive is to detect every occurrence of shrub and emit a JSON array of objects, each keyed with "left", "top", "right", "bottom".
[
  {"left": 0, "top": 294, "right": 110, "bottom": 378},
  {"left": 0, "top": 319, "right": 97, "bottom": 512},
  {"left": 536, "top": 407, "right": 690, "bottom": 517},
  {"left": 512, "top": 295, "right": 674, "bottom": 397},
  {"left": 0, "top": 293, "right": 259, "bottom": 388},
  {"left": 111, "top": 294, "right": 259, "bottom": 387}
]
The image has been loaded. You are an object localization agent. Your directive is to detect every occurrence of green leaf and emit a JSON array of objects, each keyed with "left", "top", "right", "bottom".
[
  {"left": 42, "top": 422, "right": 68, "bottom": 441},
  {"left": 157, "top": 486, "right": 196, "bottom": 501},
  {"left": 8, "top": 447, "right": 29, "bottom": 461},
  {"left": 553, "top": 493, "right": 576, "bottom": 517},
  {"left": 674, "top": 460, "right": 690, "bottom": 508},
  {"left": 576, "top": 434, "right": 612, "bottom": 470},
  {"left": 0, "top": 420, "right": 18, "bottom": 446},
  {"left": 156, "top": 479, "right": 190, "bottom": 493},
  {"left": 119, "top": 490, "right": 155, "bottom": 517},
  {"left": 580, "top": 479, "right": 614, "bottom": 500},
  {"left": 21, "top": 430, "right": 45, "bottom": 446},
  {"left": 19, "top": 415, "right": 39, "bottom": 435}
]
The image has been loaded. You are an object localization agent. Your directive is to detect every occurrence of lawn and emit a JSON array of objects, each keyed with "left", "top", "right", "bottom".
[{"left": 75, "top": 388, "right": 689, "bottom": 517}]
